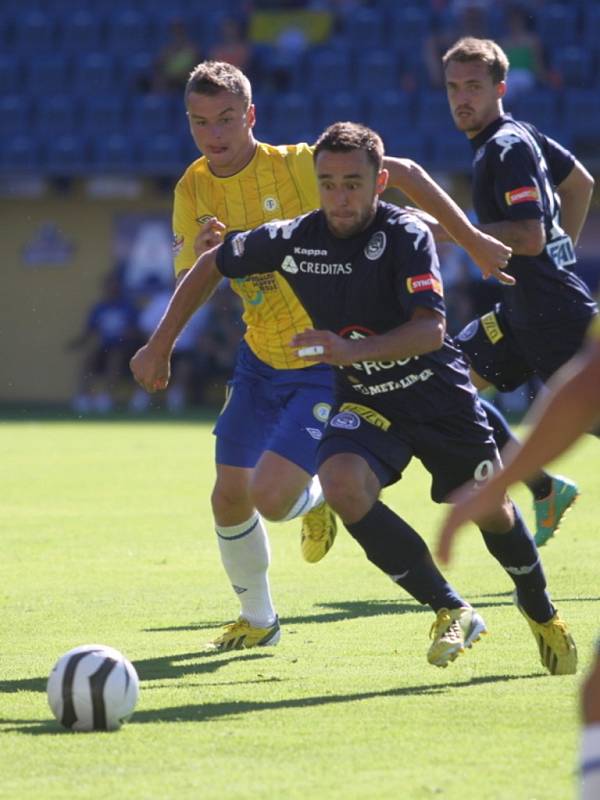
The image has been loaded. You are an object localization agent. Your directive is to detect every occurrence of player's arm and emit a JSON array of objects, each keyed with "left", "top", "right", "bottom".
[
  {"left": 476, "top": 217, "right": 545, "bottom": 256},
  {"left": 436, "top": 334, "right": 600, "bottom": 563},
  {"left": 556, "top": 160, "right": 594, "bottom": 245},
  {"left": 383, "top": 156, "right": 512, "bottom": 281},
  {"left": 130, "top": 246, "right": 223, "bottom": 392},
  {"left": 292, "top": 307, "right": 445, "bottom": 366}
]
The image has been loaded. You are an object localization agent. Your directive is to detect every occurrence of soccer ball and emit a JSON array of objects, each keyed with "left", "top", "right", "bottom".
[{"left": 47, "top": 644, "right": 139, "bottom": 732}]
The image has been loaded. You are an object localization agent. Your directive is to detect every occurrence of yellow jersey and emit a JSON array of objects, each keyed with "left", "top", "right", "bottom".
[{"left": 173, "top": 141, "right": 320, "bottom": 369}]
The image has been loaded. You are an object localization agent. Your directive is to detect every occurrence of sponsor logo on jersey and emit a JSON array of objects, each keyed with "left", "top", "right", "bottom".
[
  {"left": 312, "top": 402, "right": 331, "bottom": 422},
  {"left": 504, "top": 186, "right": 540, "bottom": 206},
  {"left": 330, "top": 411, "right": 361, "bottom": 430},
  {"left": 546, "top": 234, "right": 576, "bottom": 269},
  {"left": 349, "top": 368, "right": 434, "bottom": 396},
  {"left": 172, "top": 234, "right": 184, "bottom": 255},
  {"left": 481, "top": 310, "right": 504, "bottom": 344},
  {"left": 263, "top": 197, "right": 278, "bottom": 212},
  {"left": 402, "top": 219, "right": 427, "bottom": 250},
  {"left": 281, "top": 255, "right": 299, "bottom": 273},
  {"left": 364, "top": 231, "right": 386, "bottom": 260},
  {"left": 294, "top": 247, "right": 328, "bottom": 256},
  {"left": 406, "top": 273, "right": 443, "bottom": 295},
  {"left": 305, "top": 427, "right": 323, "bottom": 440},
  {"left": 457, "top": 319, "right": 479, "bottom": 342},
  {"left": 231, "top": 231, "right": 250, "bottom": 257},
  {"left": 340, "top": 402, "right": 391, "bottom": 431}
]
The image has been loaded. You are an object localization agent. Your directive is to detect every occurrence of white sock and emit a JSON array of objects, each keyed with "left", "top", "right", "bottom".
[
  {"left": 281, "top": 475, "right": 324, "bottom": 522},
  {"left": 581, "top": 724, "right": 600, "bottom": 800},
  {"left": 215, "top": 514, "right": 276, "bottom": 627}
]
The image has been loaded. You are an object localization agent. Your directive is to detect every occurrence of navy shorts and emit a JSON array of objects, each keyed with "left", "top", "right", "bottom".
[
  {"left": 316, "top": 397, "right": 499, "bottom": 503},
  {"left": 214, "top": 340, "right": 334, "bottom": 472},
  {"left": 456, "top": 304, "right": 594, "bottom": 392}
]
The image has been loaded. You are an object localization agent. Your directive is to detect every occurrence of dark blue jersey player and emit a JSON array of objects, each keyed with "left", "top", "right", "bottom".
[
  {"left": 441, "top": 36, "right": 597, "bottom": 547},
  {"left": 132, "top": 122, "right": 577, "bottom": 675}
]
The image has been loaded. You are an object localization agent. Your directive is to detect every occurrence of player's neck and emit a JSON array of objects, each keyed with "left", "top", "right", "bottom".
[{"left": 209, "top": 138, "right": 258, "bottom": 178}]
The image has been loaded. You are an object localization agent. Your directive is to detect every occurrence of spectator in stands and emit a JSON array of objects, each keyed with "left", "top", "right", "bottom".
[
  {"left": 500, "top": 4, "right": 547, "bottom": 100},
  {"left": 68, "top": 273, "right": 141, "bottom": 414},
  {"left": 425, "top": 0, "right": 491, "bottom": 88},
  {"left": 152, "top": 18, "right": 202, "bottom": 93},
  {"left": 208, "top": 17, "right": 252, "bottom": 73}
]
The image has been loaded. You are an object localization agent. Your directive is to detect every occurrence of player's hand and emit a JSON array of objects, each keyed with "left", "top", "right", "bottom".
[
  {"left": 468, "top": 231, "right": 515, "bottom": 286},
  {"left": 129, "top": 344, "right": 171, "bottom": 393},
  {"left": 291, "top": 329, "right": 356, "bottom": 366},
  {"left": 436, "top": 479, "right": 506, "bottom": 564},
  {"left": 194, "top": 217, "right": 226, "bottom": 257}
]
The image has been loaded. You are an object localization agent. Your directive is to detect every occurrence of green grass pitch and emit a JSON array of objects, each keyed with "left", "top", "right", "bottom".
[{"left": 1, "top": 418, "right": 599, "bottom": 799}]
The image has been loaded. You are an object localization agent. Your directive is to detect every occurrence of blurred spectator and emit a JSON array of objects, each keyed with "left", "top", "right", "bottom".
[
  {"left": 501, "top": 4, "right": 547, "bottom": 100},
  {"left": 68, "top": 273, "right": 142, "bottom": 414},
  {"left": 208, "top": 17, "right": 252, "bottom": 72},
  {"left": 262, "top": 22, "right": 308, "bottom": 90},
  {"left": 150, "top": 18, "right": 202, "bottom": 93},
  {"left": 425, "top": 0, "right": 491, "bottom": 88}
]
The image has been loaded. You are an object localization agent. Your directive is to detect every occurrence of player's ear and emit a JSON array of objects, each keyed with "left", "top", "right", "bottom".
[
  {"left": 496, "top": 81, "right": 507, "bottom": 100},
  {"left": 376, "top": 168, "right": 389, "bottom": 195},
  {"left": 246, "top": 103, "right": 256, "bottom": 129}
]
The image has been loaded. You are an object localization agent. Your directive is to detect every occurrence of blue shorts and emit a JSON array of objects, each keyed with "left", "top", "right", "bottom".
[
  {"left": 316, "top": 396, "right": 499, "bottom": 503},
  {"left": 456, "top": 304, "right": 594, "bottom": 392},
  {"left": 214, "top": 340, "right": 334, "bottom": 472}
]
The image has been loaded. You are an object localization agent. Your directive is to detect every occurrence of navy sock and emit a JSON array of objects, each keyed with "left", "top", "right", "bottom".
[
  {"left": 345, "top": 501, "right": 465, "bottom": 611},
  {"left": 479, "top": 397, "right": 552, "bottom": 499},
  {"left": 480, "top": 504, "right": 554, "bottom": 622}
]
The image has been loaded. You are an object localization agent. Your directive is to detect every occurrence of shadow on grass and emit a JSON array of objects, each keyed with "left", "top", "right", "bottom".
[
  {"left": 2, "top": 671, "right": 544, "bottom": 734},
  {"left": 0, "top": 651, "right": 273, "bottom": 695}
]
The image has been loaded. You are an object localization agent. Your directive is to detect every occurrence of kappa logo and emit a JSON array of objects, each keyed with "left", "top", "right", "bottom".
[
  {"left": 281, "top": 255, "right": 299, "bottom": 273},
  {"left": 231, "top": 231, "right": 250, "bottom": 257},
  {"left": 266, "top": 217, "right": 304, "bottom": 240},
  {"left": 364, "top": 231, "right": 386, "bottom": 260},
  {"left": 403, "top": 220, "right": 427, "bottom": 250},
  {"left": 495, "top": 133, "right": 521, "bottom": 162},
  {"left": 330, "top": 411, "right": 361, "bottom": 430}
]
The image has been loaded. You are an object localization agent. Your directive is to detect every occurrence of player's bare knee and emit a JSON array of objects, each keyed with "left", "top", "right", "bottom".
[
  {"left": 472, "top": 494, "right": 515, "bottom": 533},
  {"left": 211, "top": 480, "right": 252, "bottom": 521},
  {"left": 251, "top": 481, "right": 288, "bottom": 521}
]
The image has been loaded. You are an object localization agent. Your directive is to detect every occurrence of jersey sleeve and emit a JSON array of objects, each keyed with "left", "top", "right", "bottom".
[
  {"left": 488, "top": 134, "right": 545, "bottom": 221},
  {"left": 216, "top": 222, "right": 288, "bottom": 279},
  {"left": 541, "top": 134, "right": 576, "bottom": 186},
  {"left": 172, "top": 171, "right": 211, "bottom": 277},
  {"left": 392, "top": 217, "right": 446, "bottom": 319}
]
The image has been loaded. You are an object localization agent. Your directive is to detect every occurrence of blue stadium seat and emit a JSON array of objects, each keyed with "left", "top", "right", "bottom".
[
  {"left": 57, "top": 10, "right": 105, "bottom": 52},
  {"left": 0, "top": 95, "right": 30, "bottom": 137},
  {"left": 139, "top": 132, "right": 185, "bottom": 176},
  {"left": 38, "top": 95, "right": 77, "bottom": 135},
  {"left": 44, "top": 134, "right": 87, "bottom": 176},
  {"left": 537, "top": 4, "right": 579, "bottom": 48},
  {"left": 91, "top": 133, "right": 136, "bottom": 173},
  {"left": 583, "top": 4, "right": 600, "bottom": 50},
  {"left": 505, "top": 90, "right": 558, "bottom": 132},
  {"left": 429, "top": 129, "right": 471, "bottom": 172},
  {"left": 415, "top": 90, "right": 451, "bottom": 132},
  {"left": 380, "top": 130, "right": 426, "bottom": 163},
  {"left": 267, "top": 92, "right": 318, "bottom": 145},
  {"left": 106, "top": 10, "right": 155, "bottom": 53},
  {"left": 341, "top": 8, "right": 385, "bottom": 51},
  {"left": 552, "top": 46, "right": 594, "bottom": 88},
  {"left": 355, "top": 50, "right": 400, "bottom": 94},
  {"left": 26, "top": 54, "right": 71, "bottom": 96},
  {"left": 74, "top": 52, "right": 116, "bottom": 94},
  {"left": 363, "top": 89, "right": 412, "bottom": 135},
  {"left": 129, "top": 93, "right": 173, "bottom": 135},
  {"left": 0, "top": 54, "right": 19, "bottom": 94},
  {"left": 316, "top": 91, "right": 363, "bottom": 132},
  {"left": 119, "top": 51, "right": 155, "bottom": 92},
  {"left": 13, "top": 10, "right": 56, "bottom": 52},
  {"left": 388, "top": 5, "right": 431, "bottom": 43},
  {"left": 306, "top": 50, "right": 353, "bottom": 94},
  {"left": 0, "top": 135, "right": 41, "bottom": 172},
  {"left": 81, "top": 96, "right": 126, "bottom": 136},
  {"left": 563, "top": 88, "right": 600, "bottom": 135}
]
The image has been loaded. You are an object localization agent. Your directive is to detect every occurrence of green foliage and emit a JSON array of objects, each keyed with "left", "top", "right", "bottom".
[{"left": 1, "top": 420, "right": 598, "bottom": 799}]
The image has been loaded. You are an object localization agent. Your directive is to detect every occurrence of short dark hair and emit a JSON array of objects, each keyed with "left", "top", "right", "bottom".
[
  {"left": 313, "top": 122, "right": 384, "bottom": 174},
  {"left": 442, "top": 37, "right": 509, "bottom": 84},
  {"left": 185, "top": 60, "right": 252, "bottom": 107}
]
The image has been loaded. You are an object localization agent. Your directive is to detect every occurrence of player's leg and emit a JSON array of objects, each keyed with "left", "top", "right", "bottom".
[
  {"left": 317, "top": 426, "right": 486, "bottom": 668},
  {"left": 457, "top": 309, "right": 578, "bottom": 546},
  {"left": 423, "top": 402, "right": 576, "bottom": 675},
  {"left": 581, "top": 641, "right": 600, "bottom": 799},
  {"left": 252, "top": 367, "right": 336, "bottom": 563}
]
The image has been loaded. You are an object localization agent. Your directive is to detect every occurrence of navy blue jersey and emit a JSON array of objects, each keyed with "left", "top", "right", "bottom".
[
  {"left": 470, "top": 114, "right": 597, "bottom": 328},
  {"left": 216, "top": 202, "right": 478, "bottom": 423}
]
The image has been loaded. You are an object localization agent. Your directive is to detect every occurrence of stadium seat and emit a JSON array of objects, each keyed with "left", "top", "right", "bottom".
[
  {"left": 380, "top": 130, "right": 427, "bottom": 163},
  {"left": 129, "top": 93, "right": 173, "bottom": 135},
  {"left": 505, "top": 90, "right": 558, "bottom": 132},
  {"left": 0, "top": 95, "right": 30, "bottom": 137},
  {"left": 0, "top": 53, "right": 19, "bottom": 94},
  {"left": 13, "top": 10, "right": 56, "bottom": 52},
  {"left": 363, "top": 89, "right": 412, "bottom": 134},
  {"left": 90, "top": 132, "right": 136, "bottom": 173},
  {"left": 355, "top": 50, "right": 400, "bottom": 94},
  {"left": 38, "top": 95, "right": 77, "bottom": 135},
  {"left": 429, "top": 129, "right": 471, "bottom": 172},
  {"left": 537, "top": 4, "right": 579, "bottom": 48},
  {"left": 415, "top": 89, "right": 451, "bottom": 132},
  {"left": 552, "top": 46, "right": 594, "bottom": 88},
  {"left": 119, "top": 51, "right": 155, "bottom": 93},
  {"left": 306, "top": 50, "right": 353, "bottom": 94},
  {"left": 106, "top": 10, "right": 155, "bottom": 53},
  {"left": 139, "top": 132, "right": 185, "bottom": 176},
  {"left": 57, "top": 9, "right": 105, "bottom": 52},
  {"left": 341, "top": 8, "right": 385, "bottom": 51},
  {"left": 388, "top": 5, "right": 431, "bottom": 43},
  {"left": 74, "top": 52, "right": 116, "bottom": 94},
  {"left": 267, "top": 92, "right": 318, "bottom": 144},
  {"left": 26, "top": 53, "right": 71, "bottom": 97},
  {"left": 81, "top": 95, "right": 126, "bottom": 136},
  {"left": 44, "top": 134, "right": 87, "bottom": 176},
  {"left": 563, "top": 88, "right": 600, "bottom": 135},
  {"left": 316, "top": 91, "right": 363, "bottom": 132},
  {"left": 0, "top": 134, "right": 41, "bottom": 172}
]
